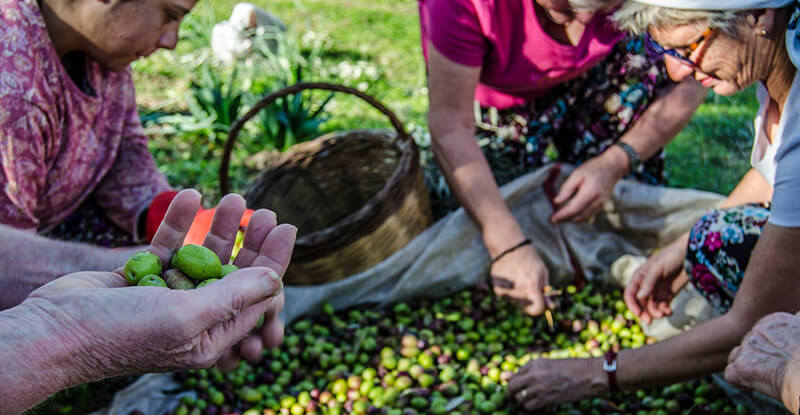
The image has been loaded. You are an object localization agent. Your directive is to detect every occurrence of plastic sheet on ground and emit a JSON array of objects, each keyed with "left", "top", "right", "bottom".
[
  {"left": 98, "top": 164, "right": 781, "bottom": 414},
  {"left": 712, "top": 373, "right": 790, "bottom": 415}
]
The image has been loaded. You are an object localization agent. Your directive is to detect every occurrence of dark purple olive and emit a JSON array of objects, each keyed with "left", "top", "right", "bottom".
[
  {"left": 676, "top": 393, "right": 693, "bottom": 408},
  {"left": 256, "top": 371, "right": 275, "bottom": 384}
]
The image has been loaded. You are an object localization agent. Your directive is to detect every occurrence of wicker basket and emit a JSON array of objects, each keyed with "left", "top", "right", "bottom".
[{"left": 220, "top": 83, "right": 433, "bottom": 285}]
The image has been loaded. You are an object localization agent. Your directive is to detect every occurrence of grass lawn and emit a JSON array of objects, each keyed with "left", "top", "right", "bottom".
[
  {"left": 134, "top": 0, "right": 757, "bottom": 202},
  {"left": 133, "top": 0, "right": 427, "bottom": 125}
]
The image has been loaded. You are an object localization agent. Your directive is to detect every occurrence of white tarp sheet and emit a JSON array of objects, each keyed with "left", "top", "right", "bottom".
[{"left": 99, "top": 164, "right": 782, "bottom": 414}]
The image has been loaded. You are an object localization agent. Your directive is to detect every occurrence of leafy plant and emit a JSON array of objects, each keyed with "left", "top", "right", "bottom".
[
  {"left": 256, "top": 91, "right": 333, "bottom": 151},
  {"left": 188, "top": 64, "right": 243, "bottom": 131},
  {"left": 178, "top": 9, "right": 218, "bottom": 50},
  {"left": 144, "top": 28, "right": 341, "bottom": 200},
  {"left": 246, "top": 27, "right": 330, "bottom": 88},
  {"left": 251, "top": 68, "right": 335, "bottom": 152},
  {"left": 152, "top": 61, "right": 245, "bottom": 164}
]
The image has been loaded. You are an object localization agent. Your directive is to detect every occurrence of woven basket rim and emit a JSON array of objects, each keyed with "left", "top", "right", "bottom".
[
  {"left": 220, "top": 82, "right": 426, "bottom": 264},
  {"left": 245, "top": 128, "right": 420, "bottom": 256}
]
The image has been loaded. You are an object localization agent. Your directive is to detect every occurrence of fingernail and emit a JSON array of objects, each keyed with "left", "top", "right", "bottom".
[
  {"left": 256, "top": 209, "right": 277, "bottom": 220},
  {"left": 265, "top": 269, "right": 283, "bottom": 298},
  {"left": 267, "top": 268, "right": 282, "bottom": 280}
]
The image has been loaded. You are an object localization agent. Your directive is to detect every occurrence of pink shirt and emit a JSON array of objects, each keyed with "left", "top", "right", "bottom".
[
  {"left": 419, "top": 0, "right": 624, "bottom": 109},
  {"left": 0, "top": 0, "right": 171, "bottom": 235}
]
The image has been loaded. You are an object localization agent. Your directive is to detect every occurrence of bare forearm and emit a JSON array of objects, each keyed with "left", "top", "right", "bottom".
[
  {"left": 430, "top": 127, "right": 526, "bottom": 255},
  {"left": 0, "top": 225, "right": 142, "bottom": 309},
  {"left": 425, "top": 45, "right": 527, "bottom": 255},
  {"left": 619, "top": 79, "right": 706, "bottom": 160},
  {"left": 720, "top": 168, "right": 773, "bottom": 209},
  {"left": 620, "top": 225, "right": 800, "bottom": 389},
  {"left": 0, "top": 304, "right": 77, "bottom": 414},
  {"left": 616, "top": 312, "right": 744, "bottom": 389}
]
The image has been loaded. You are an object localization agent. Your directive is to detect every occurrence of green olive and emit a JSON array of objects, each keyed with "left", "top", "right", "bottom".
[
  {"left": 221, "top": 264, "right": 239, "bottom": 277},
  {"left": 255, "top": 314, "right": 265, "bottom": 329},
  {"left": 171, "top": 244, "right": 222, "bottom": 280},
  {"left": 137, "top": 274, "right": 167, "bottom": 287},
  {"left": 123, "top": 251, "right": 161, "bottom": 285}
]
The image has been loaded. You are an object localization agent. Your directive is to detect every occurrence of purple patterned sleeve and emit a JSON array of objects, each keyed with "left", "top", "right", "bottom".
[
  {"left": 93, "top": 84, "right": 172, "bottom": 239},
  {"left": 0, "top": 100, "right": 51, "bottom": 231}
]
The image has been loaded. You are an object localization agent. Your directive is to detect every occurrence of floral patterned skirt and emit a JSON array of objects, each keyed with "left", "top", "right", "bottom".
[
  {"left": 684, "top": 204, "right": 770, "bottom": 313},
  {"left": 424, "top": 35, "right": 674, "bottom": 218}
]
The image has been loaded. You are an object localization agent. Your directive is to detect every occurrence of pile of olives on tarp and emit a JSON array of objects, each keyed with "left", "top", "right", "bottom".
[{"left": 165, "top": 282, "right": 749, "bottom": 415}]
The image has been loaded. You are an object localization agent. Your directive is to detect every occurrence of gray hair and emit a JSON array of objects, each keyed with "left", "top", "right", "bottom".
[
  {"left": 567, "top": 0, "right": 617, "bottom": 12},
  {"left": 612, "top": 3, "right": 742, "bottom": 37}
]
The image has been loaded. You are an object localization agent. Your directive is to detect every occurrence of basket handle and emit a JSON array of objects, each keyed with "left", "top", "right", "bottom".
[{"left": 219, "top": 82, "right": 411, "bottom": 195}]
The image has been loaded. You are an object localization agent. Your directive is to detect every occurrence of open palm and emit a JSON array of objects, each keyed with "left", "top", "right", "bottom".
[{"left": 24, "top": 190, "right": 296, "bottom": 380}]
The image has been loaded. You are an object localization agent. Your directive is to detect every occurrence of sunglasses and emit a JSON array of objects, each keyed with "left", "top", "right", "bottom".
[{"left": 645, "top": 27, "right": 715, "bottom": 69}]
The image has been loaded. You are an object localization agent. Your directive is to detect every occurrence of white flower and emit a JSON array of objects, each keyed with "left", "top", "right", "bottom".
[
  {"left": 409, "top": 124, "right": 431, "bottom": 147},
  {"left": 363, "top": 64, "right": 379, "bottom": 80},
  {"left": 301, "top": 31, "right": 319, "bottom": 44}
]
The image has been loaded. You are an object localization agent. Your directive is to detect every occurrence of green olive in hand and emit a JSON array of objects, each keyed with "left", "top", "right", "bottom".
[
  {"left": 172, "top": 244, "right": 222, "bottom": 281},
  {"left": 137, "top": 274, "right": 168, "bottom": 287},
  {"left": 221, "top": 264, "right": 239, "bottom": 277},
  {"left": 196, "top": 278, "right": 221, "bottom": 288},
  {"left": 124, "top": 251, "right": 162, "bottom": 285}
]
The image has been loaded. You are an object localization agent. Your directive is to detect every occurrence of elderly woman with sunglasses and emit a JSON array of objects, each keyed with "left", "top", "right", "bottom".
[{"left": 508, "top": 0, "right": 800, "bottom": 412}]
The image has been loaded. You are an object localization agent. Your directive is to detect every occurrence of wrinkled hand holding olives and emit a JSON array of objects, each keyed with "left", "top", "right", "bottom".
[{"left": 123, "top": 245, "right": 239, "bottom": 290}]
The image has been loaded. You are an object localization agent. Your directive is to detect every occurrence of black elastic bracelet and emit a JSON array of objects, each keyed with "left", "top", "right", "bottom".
[
  {"left": 491, "top": 238, "right": 532, "bottom": 264},
  {"left": 614, "top": 141, "right": 641, "bottom": 174}
]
